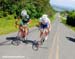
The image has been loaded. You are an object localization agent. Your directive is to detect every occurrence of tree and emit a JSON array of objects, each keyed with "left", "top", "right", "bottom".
[{"left": 0, "top": 0, "right": 55, "bottom": 18}]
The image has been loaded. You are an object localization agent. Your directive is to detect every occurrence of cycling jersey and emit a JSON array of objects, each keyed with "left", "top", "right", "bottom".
[
  {"left": 39, "top": 16, "right": 51, "bottom": 29},
  {"left": 20, "top": 15, "right": 30, "bottom": 25}
]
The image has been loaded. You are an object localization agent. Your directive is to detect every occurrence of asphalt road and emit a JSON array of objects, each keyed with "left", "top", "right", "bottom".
[{"left": 0, "top": 13, "right": 75, "bottom": 59}]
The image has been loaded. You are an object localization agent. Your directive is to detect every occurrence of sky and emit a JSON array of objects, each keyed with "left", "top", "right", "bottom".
[{"left": 50, "top": 0, "right": 75, "bottom": 11}]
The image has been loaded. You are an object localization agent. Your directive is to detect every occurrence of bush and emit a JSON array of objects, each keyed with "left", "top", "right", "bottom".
[
  {"left": 66, "top": 11, "right": 75, "bottom": 26},
  {"left": 0, "top": 11, "right": 3, "bottom": 18},
  {"left": 3, "top": 12, "right": 7, "bottom": 17},
  {"left": 0, "top": 0, "right": 55, "bottom": 18}
]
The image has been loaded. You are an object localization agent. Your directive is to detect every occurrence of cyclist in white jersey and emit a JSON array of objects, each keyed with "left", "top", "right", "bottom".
[{"left": 39, "top": 14, "right": 51, "bottom": 40}]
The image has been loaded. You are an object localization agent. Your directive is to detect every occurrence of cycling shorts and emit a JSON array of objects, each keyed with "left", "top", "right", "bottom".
[{"left": 40, "top": 23, "right": 48, "bottom": 29}]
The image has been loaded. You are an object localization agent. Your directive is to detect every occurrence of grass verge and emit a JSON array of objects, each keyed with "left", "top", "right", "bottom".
[
  {"left": 0, "top": 15, "right": 55, "bottom": 35},
  {"left": 0, "top": 15, "right": 38, "bottom": 35},
  {"left": 0, "top": 15, "right": 17, "bottom": 35},
  {"left": 50, "top": 15, "right": 55, "bottom": 22}
]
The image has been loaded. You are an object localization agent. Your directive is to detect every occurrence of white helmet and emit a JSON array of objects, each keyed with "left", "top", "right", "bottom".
[
  {"left": 42, "top": 14, "right": 48, "bottom": 18},
  {"left": 21, "top": 9, "right": 27, "bottom": 17},
  {"left": 41, "top": 14, "right": 48, "bottom": 21}
]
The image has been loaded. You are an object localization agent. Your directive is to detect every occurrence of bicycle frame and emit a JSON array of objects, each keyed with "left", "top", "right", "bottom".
[
  {"left": 11, "top": 24, "right": 28, "bottom": 46},
  {"left": 32, "top": 27, "right": 48, "bottom": 50}
]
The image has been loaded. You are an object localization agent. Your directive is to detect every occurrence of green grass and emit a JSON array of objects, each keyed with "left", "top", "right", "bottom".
[
  {"left": 0, "top": 15, "right": 39, "bottom": 35},
  {"left": 61, "top": 16, "right": 75, "bottom": 31},
  {"left": 28, "top": 18, "right": 39, "bottom": 28},
  {"left": 50, "top": 15, "right": 55, "bottom": 22},
  {"left": 0, "top": 15, "right": 17, "bottom": 35},
  {"left": 0, "top": 15, "right": 55, "bottom": 35}
]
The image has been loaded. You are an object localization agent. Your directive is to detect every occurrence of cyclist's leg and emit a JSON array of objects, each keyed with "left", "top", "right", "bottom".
[
  {"left": 22, "top": 25, "right": 26, "bottom": 36},
  {"left": 19, "top": 25, "right": 24, "bottom": 37},
  {"left": 44, "top": 24, "right": 50, "bottom": 40},
  {"left": 37, "top": 29, "right": 43, "bottom": 45},
  {"left": 25, "top": 23, "right": 29, "bottom": 34},
  {"left": 23, "top": 24, "right": 29, "bottom": 40},
  {"left": 39, "top": 24, "right": 44, "bottom": 40},
  {"left": 40, "top": 29, "right": 43, "bottom": 39},
  {"left": 44, "top": 28, "right": 48, "bottom": 40}
]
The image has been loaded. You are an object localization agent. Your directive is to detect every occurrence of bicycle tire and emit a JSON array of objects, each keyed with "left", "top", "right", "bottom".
[
  {"left": 32, "top": 44, "right": 39, "bottom": 51},
  {"left": 32, "top": 40, "right": 39, "bottom": 51}
]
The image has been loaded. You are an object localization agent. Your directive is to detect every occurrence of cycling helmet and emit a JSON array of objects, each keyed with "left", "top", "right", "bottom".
[
  {"left": 41, "top": 14, "right": 48, "bottom": 21},
  {"left": 42, "top": 14, "right": 48, "bottom": 18},
  {"left": 21, "top": 9, "right": 27, "bottom": 17}
]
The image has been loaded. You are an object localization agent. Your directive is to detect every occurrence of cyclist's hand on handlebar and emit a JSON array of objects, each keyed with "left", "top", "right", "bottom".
[
  {"left": 28, "top": 19, "right": 32, "bottom": 24},
  {"left": 16, "top": 24, "right": 19, "bottom": 28},
  {"left": 15, "top": 22, "right": 19, "bottom": 28},
  {"left": 15, "top": 16, "right": 20, "bottom": 28},
  {"left": 36, "top": 24, "right": 40, "bottom": 27},
  {"left": 36, "top": 22, "right": 41, "bottom": 27}
]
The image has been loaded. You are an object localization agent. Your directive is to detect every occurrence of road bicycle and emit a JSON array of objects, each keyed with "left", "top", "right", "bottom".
[
  {"left": 32, "top": 27, "right": 47, "bottom": 51},
  {"left": 11, "top": 24, "right": 29, "bottom": 46}
]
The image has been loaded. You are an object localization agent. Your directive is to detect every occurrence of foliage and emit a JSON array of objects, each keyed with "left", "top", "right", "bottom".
[
  {"left": 66, "top": 11, "right": 75, "bottom": 26},
  {"left": 0, "top": 0, "right": 54, "bottom": 18}
]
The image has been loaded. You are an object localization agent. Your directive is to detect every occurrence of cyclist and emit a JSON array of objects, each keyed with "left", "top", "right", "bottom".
[
  {"left": 15, "top": 9, "right": 31, "bottom": 40},
  {"left": 38, "top": 14, "right": 51, "bottom": 41}
]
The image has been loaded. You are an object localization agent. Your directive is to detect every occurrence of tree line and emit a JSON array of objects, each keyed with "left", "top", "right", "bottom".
[{"left": 0, "top": 0, "right": 55, "bottom": 18}]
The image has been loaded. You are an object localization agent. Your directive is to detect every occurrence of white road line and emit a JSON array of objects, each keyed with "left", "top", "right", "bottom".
[{"left": 56, "top": 29, "right": 60, "bottom": 59}]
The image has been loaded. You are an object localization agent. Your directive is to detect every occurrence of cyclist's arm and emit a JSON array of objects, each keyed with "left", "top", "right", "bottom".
[
  {"left": 26, "top": 15, "right": 32, "bottom": 24},
  {"left": 28, "top": 19, "right": 32, "bottom": 24},
  {"left": 15, "top": 17, "right": 20, "bottom": 25},
  {"left": 47, "top": 19, "right": 51, "bottom": 32},
  {"left": 36, "top": 22, "right": 41, "bottom": 27},
  {"left": 15, "top": 17, "right": 20, "bottom": 28}
]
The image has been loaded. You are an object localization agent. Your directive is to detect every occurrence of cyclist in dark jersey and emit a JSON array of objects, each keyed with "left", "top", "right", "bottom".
[{"left": 15, "top": 9, "right": 31, "bottom": 39}]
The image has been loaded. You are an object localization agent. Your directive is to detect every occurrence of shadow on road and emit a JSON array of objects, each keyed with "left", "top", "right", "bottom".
[
  {"left": 0, "top": 40, "right": 11, "bottom": 46},
  {"left": 6, "top": 37, "right": 38, "bottom": 45},
  {"left": 6, "top": 37, "right": 17, "bottom": 41},
  {"left": 22, "top": 40, "right": 36, "bottom": 45},
  {"left": 0, "top": 37, "right": 17, "bottom": 46},
  {"left": 6, "top": 37, "right": 47, "bottom": 50},
  {"left": 0, "top": 36, "right": 47, "bottom": 50},
  {"left": 66, "top": 37, "right": 75, "bottom": 42}
]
